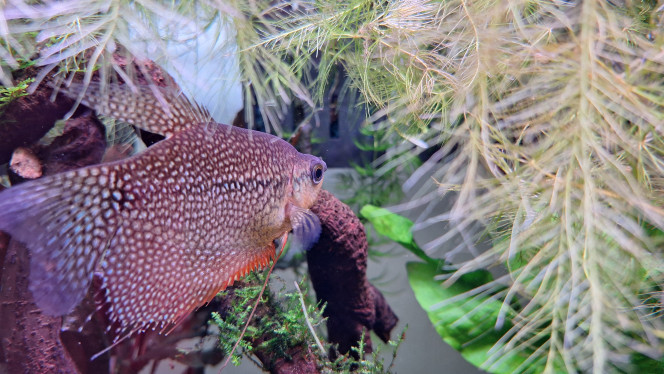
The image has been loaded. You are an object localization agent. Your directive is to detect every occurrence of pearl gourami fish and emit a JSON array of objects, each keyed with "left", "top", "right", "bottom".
[{"left": 0, "top": 83, "right": 326, "bottom": 333}]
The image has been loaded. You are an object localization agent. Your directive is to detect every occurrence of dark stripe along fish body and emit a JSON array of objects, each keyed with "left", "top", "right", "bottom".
[{"left": 0, "top": 83, "right": 326, "bottom": 332}]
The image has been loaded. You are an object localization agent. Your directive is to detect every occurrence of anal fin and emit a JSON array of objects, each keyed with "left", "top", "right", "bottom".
[{"left": 101, "top": 234, "right": 277, "bottom": 333}]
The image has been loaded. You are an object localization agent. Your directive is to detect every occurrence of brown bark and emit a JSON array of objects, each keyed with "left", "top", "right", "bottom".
[
  {"left": 0, "top": 240, "right": 81, "bottom": 374},
  {"left": 39, "top": 112, "right": 107, "bottom": 175},
  {"left": 0, "top": 74, "right": 77, "bottom": 165},
  {"left": 216, "top": 190, "right": 400, "bottom": 371}
]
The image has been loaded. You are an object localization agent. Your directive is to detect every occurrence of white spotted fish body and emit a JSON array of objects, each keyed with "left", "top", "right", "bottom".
[{"left": 0, "top": 83, "right": 326, "bottom": 332}]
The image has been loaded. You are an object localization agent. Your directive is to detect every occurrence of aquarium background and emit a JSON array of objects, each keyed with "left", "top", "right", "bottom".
[
  {"left": 130, "top": 69, "right": 487, "bottom": 369},
  {"left": 3, "top": 1, "right": 664, "bottom": 373}
]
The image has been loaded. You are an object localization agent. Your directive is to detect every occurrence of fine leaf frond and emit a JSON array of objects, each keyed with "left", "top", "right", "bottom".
[
  {"left": 374, "top": 1, "right": 664, "bottom": 372},
  {"left": 1, "top": 0, "right": 317, "bottom": 133},
  {"left": 248, "top": 0, "right": 664, "bottom": 371}
]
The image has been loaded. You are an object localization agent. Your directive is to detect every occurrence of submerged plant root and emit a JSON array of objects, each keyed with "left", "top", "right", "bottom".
[{"left": 307, "top": 190, "right": 399, "bottom": 358}]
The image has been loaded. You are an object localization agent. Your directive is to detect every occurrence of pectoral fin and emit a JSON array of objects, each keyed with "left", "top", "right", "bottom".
[{"left": 288, "top": 204, "right": 322, "bottom": 251}]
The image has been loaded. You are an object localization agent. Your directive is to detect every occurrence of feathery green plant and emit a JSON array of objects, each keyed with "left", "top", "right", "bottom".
[
  {"left": 0, "top": 0, "right": 311, "bottom": 133},
  {"left": 249, "top": 1, "right": 664, "bottom": 372},
  {"left": 363, "top": 204, "right": 664, "bottom": 373},
  {"left": 4, "top": 0, "right": 664, "bottom": 372},
  {"left": 211, "top": 275, "right": 325, "bottom": 367}
]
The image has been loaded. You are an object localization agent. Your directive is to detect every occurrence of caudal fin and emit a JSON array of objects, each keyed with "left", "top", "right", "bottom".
[{"left": 0, "top": 166, "right": 119, "bottom": 315}]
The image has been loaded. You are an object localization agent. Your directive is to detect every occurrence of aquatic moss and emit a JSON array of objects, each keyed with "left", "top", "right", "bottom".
[
  {"left": 210, "top": 273, "right": 326, "bottom": 368},
  {"left": 210, "top": 272, "right": 404, "bottom": 373}
]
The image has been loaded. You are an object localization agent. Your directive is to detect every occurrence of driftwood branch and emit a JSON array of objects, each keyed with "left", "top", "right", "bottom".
[{"left": 308, "top": 190, "right": 399, "bottom": 358}]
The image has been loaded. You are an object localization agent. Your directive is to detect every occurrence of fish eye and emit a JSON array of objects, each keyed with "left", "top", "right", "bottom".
[{"left": 311, "top": 163, "right": 324, "bottom": 184}]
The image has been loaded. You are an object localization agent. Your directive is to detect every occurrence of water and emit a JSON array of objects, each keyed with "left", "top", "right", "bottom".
[
  {"left": 0, "top": 36, "right": 482, "bottom": 374},
  {"left": 0, "top": 101, "right": 482, "bottom": 373}
]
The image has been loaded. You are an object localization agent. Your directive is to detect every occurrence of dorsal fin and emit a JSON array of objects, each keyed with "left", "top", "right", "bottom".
[{"left": 56, "top": 82, "right": 212, "bottom": 137}]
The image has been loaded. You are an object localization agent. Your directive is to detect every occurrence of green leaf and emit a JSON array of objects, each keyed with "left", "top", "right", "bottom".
[
  {"left": 360, "top": 204, "right": 435, "bottom": 264},
  {"left": 351, "top": 161, "right": 375, "bottom": 176},
  {"left": 352, "top": 137, "right": 391, "bottom": 152},
  {"left": 407, "top": 261, "right": 561, "bottom": 374},
  {"left": 630, "top": 353, "right": 664, "bottom": 372}
]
